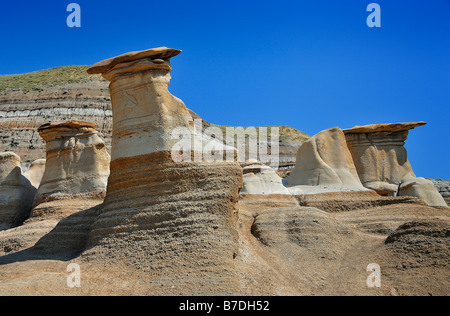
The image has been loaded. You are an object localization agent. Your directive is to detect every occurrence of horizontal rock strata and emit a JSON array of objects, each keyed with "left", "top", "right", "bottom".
[
  {"left": 82, "top": 47, "right": 244, "bottom": 294},
  {"left": 0, "top": 79, "right": 113, "bottom": 165},
  {"left": 428, "top": 178, "right": 450, "bottom": 204},
  {"left": 31, "top": 121, "right": 110, "bottom": 219},
  {"left": 344, "top": 122, "right": 447, "bottom": 207}
]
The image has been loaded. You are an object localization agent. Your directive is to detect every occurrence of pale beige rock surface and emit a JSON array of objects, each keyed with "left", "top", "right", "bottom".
[
  {"left": 89, "top": 47, "right": 234, "bottom": 161},
  {"left": 344, "top": 122, "right": 447, "bottom": 207},
  {"left": 428, "top": 179, "right": 450, "bottom": 204},
  {"left": 0, "top": 152, "right": 36, "bottom": 230},
  {"left": 31, "top": 121, "right": 110, "bottom": 219},
  {"left": 240, "top": 160, "right": 291, "bottom": 195},
  {"left": 23, "top": 159, "right": 46, "bottom": 189},
  {"left": 285, "top": 127, "right": 366, "bottom": 194},
  {"left": 79, "top": 47, "right": 244, "bottom": 294}
]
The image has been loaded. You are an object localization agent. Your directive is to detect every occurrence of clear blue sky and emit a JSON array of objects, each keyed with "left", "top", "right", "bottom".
[{"left": 0, "top": 0, "right": 449, "bottom": 179}]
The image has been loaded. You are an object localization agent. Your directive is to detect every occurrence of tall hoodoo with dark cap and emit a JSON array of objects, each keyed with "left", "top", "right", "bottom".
[{"left": 85, "top": 47, "right": 243, "bottom": 294}]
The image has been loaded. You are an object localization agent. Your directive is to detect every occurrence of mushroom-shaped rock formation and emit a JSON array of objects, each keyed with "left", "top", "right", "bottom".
[
  {"left": 31, "top": 121, "right": 110, "bottom": 219},
  {"left": 285, "top": 127, "right": 366, "bottom": 194},
  {"left": 0, "top": 152, "right": 36, "bottom": 229},
  {"left": 240, "top": 159, "right": 291, "bottom": 195},
  {"left": 344, "top": 122, "right": 447, "bottom": 207},
  {"left": 85, "top": 47, "right": 243, "bottom": 294}
]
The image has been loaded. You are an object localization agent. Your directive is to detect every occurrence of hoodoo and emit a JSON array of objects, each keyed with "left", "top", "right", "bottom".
[
  {"left": 344, "top": 122, "right": 447, "bottom": 207},
  {"left": 85, "top": 47, "right": 243, "bottom": 294},
  {"left": 31, "top": 121, "right": 110, "bottom": 219},
  {"left": 240, "top": 159, "right": 290, "bottom": 195},
  {"left": 0, "top": 152, "right": 36, "bottom": 229},
  {"left": 285, "top": 127, "right": 366, "bottom": 194}
]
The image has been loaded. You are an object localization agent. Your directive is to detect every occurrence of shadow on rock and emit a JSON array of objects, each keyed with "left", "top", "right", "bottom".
[{"left": 0, "top": 205, "right": 101, "bottom": 265}]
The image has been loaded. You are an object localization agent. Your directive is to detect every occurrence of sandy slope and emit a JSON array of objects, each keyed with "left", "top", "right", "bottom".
[{"left": 0, "top": 193, "right": 448, "bottom": 296}]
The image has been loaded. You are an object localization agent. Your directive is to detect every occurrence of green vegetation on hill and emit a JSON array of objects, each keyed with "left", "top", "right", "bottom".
[
  {"left": 0, "top": 65, "right": 105, "bottom": 92},
  {"left": 211, "top": 124, "right": 310, "bottom": 142},
  {"left": 0, "top": 65, "right": 310, "bottom": 143}
]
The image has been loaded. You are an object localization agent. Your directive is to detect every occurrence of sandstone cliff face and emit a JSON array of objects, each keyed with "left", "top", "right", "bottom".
[{"left": 0, "top": 76, "right": 112, "bottom": 166}]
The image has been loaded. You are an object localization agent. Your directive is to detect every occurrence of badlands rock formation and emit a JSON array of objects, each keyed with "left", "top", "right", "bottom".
[
  {"left": 428, "top": 179, "right": 450, "bottom": 204},
  {"left": 82, "top": 47, "right": 243, "bottom": 294},
  {"left": 0, "top": 66, "right": 308, "bottom": 171},
  {"left": 0, "top": 68, "right": 112, "bottom": 165},
  {"left": 31, "top": 121, "right": 110, "bottom": 219},
  {"left": 285, "top": 127, "right": 366, "bottom": 194},
  {"left": 23, "top": 159, "right": 46, "bottom": 189},
  {"left": 240, "top": 159, "right": 290, "bottom": 195},
  {"left": 0, "top": 49, "right": 448, "bottom": 296},
  {"left": 344, "top": 122, "right": 447, "bottom": 207},
  {"left": 0, "top": 152, "right": 36, "bottom": 230}
]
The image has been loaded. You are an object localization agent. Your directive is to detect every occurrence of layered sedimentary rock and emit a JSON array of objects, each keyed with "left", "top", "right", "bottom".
[
  {"left": 0, "top": 70, "right": 112, "bottom": 165},
  {"left": 1, "top": 66, "right": 310, "bottom": 173},
  {"left": 285, "top": 127, "right": 366, "bottom": 194},
  {"left": 0, "top": 152, "right": 36, "bottom": 229},
  {"left": 428, "top": 179, "right": 450, "bottom": 204},
  {"left": 84, "top": 47, "right": 243, "bottom": 294},
  {"left": 31, "top": 121, "right": 110, "bottom": 219},
  {"left": 344, "top": 122, "right": 447, "bottom": 207},
  {"left": 240, "top": 160, "right": 290, "bottom": 195}
]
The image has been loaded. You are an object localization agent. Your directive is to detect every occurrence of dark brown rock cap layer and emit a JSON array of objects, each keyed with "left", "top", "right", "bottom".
[
  {"left": 38, "top": 120, "right": 97, "bottom": 132},
  {"left": 38, "top": 121, "right": 98, "bottom": 141},
  {"left": 87, "top": 47, "right": 182, "bottom": 75},
  {"left": 344, "top": 122, "right": 427, "bottom": 135}
]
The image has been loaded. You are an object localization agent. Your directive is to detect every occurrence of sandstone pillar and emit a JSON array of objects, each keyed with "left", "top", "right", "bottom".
[
  {"left": 85, "top": 47, "right": 243, "bottom": 294},
  {"left": 0, "top": 152, "right": 35, "bottom": 229},
  {"left": 241, "top": 159, "right": 291, "bottom": 195},
  {"left": 285, "top": 127, "right": 366, "bottom": 194},
  {"left": 344, "top": 122, "right": 447, "bottom": 207},
  {"left": 32, "top": 121, "right": 110, "bottom": 218}
]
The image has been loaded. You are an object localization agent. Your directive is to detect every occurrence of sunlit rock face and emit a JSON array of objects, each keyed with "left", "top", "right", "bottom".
[
  {"left": 23, "top": 159, "right": 46, "bottom": 189},
  {"left": 31, "top": 121, "right": 110, "bottom": 219},
  {"left": 240, "top": 160, "right": 291, "bottom": 195},
  {"left": 285, "top": 127, "right": 366, "bottom": 195},
  {"left": 0, "top": 152, "right": 36, "bottom": 230},
  {"left": 344, "top": 122, "right": 447, "bottom": 207},
  {"left": 85, "top": 47, "right": 243, "bottom": 294}
]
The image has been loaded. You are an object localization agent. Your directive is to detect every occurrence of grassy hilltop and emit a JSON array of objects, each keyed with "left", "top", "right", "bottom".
[{"left": 0, "top": 65, "right": 105, "bottom": 93}]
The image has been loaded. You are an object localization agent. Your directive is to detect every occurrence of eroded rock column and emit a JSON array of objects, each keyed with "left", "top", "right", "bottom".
[
  {"left": 0, "top": 152, "right": 36, "bottom": 229},
  {"left": 344, "top": 122, "right": 447, "bottom": 207},
  {"left": 85, "top": 47, "right": 243, "bottom": 294},
  {"left": 285, "top": 127, "right": 366, "bottom": 194},
  {"left": 240, "top": 159, "right": 291, "bottom": 195},
  {"left": 31, "top": 121, "right": 110, "bottom": 218}
]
